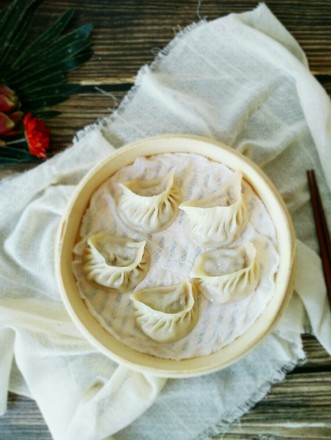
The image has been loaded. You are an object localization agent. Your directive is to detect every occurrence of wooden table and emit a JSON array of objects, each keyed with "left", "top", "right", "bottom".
[{"left": 1, "top": 1, "right": 331, "bottom": 438}]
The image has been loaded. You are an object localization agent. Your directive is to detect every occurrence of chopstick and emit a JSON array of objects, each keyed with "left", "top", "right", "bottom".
[{"left": 307, "top": 169, "right": 331, "bottom": 308}]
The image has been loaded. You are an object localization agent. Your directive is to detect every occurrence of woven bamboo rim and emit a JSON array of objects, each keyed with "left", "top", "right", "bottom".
[{"left": 55, "top": 135, "right": 296, "bottom": 378}]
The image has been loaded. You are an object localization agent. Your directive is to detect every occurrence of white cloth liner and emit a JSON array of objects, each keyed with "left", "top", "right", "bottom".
[
  {"left": 73, "top": 153, "right": 279, "bottom": 360},
  {"left": 0, "top": 4, "right": 330, "bottom": 439}
]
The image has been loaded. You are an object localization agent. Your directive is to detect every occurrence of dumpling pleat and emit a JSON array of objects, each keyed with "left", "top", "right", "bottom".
[
  {"left": 83, "top": 232, "right": 149, "bottom": 292},
  {"left": 117, "top": 170, "right": 181, "bottom": 233},
  {"left": 131, "top": 281, "right": 199, "bottom": 343},
  {"left": 190, "top": 242, "right": 259, "bottom": 304},
  {"left": 179, "top": 171, "right": 248, "bottom": 246}
]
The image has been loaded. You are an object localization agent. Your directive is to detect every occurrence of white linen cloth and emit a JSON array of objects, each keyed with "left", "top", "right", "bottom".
[{"left": 0, "top": 4, "right": 330, "bottom": 439}]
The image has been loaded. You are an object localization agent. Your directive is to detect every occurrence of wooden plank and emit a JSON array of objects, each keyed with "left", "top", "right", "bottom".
[
  {"left": 224, "top": 371, "right": 331, "bottom": 439},
  {"left": 221, "top": 426, "right": 331, "bottom": 439},
  {"left": 1, "top": 0, "right": 331, "bottom": 84},
  {"left": 59, "top": 0, "right": 331, "bottom": 80},
  {"left": 301, "top": 334, "right": 331, "bottom": 370},
  {"left": 1, "top": 394, "right": 52, "bottom": 440},
  {"left": 45, "top": 90, "right": 122, "bottom": 152}
]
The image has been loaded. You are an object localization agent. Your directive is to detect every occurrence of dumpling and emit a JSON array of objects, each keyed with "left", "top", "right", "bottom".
[
  {"left": 190, "top": 242, "right": 259, "bottom": 304},
  {"left": 179, "top": 171, "right": 247, "bottom": 246},
  {"left": 131, "top": 281, "right": 199, "bottom": 343},
  {"left": 117, "top": 170, "right": 180, "bottom": 233},
  {"left": 83, "top": 232, "right": 149, "bottom": 292}
]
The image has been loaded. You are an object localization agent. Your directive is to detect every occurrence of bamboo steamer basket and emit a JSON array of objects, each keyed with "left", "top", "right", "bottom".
[{"left": 55, "top": 135, "right": 296, "bottom": 378}]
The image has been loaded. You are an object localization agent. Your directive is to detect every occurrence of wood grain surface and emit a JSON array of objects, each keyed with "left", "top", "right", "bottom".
[{"left": 1, "top": 0, "right": 331, "bottom": 439}]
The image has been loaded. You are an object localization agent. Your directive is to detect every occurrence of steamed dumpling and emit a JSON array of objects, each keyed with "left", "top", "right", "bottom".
[
  {"left": 131, "top": 281, "right": 199, "bottom": 343},
  {"left": 83, "top": 232, "right": 149, "bottom": 292},
  {"left": 117, "top": 170, "right": 180, "bottom": 233},
  {"left": 190, "top": 242, "right": 259, "bottom": 304},
  {"left": 179, "top": 171, "right": 247, "bottom": 246}
]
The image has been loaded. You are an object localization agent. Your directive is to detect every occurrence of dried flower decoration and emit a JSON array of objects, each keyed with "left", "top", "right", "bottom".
[
  {"left": 0, "top": 0, "right": 93, "bottom": 163},
  {"left": 24, "top": 113, "right": 50, "bottom": 159}
]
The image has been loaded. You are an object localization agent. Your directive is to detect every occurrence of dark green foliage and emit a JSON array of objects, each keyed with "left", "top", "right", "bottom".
[{"left": 0, "top": 0, "right": 93, "bottom": 162}]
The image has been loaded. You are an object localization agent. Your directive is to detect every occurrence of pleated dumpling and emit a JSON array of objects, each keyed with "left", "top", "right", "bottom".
[
  {"left": 190, "top": 242, "right": 259, "bottom": 304},
  {"left": 83, "top": 232, "right": 149, "bottom": 292},
  {"left": 179, "top": 171, "right": 247, "bottom": 246},
  {"left": 117, "top": 170, "right": 180, "bottom": 233},
  {"left": 131, "top": 281, "right": 199, "bottom": 343}
]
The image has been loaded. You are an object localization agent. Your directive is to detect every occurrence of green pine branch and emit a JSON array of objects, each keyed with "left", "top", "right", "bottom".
[
  {"left": 0, "top": 0, "right": 94, "bottom": 164},
  {"left": 0, "top": 0, "right": 93, "bottom": 112}
]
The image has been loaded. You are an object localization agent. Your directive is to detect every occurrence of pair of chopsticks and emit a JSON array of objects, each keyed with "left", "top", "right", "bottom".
[{"left": 307, "top": 170, "right": 331, "bottom": 308}]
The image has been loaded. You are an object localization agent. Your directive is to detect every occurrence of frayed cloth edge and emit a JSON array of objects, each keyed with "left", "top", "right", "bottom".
[
  {"left": 72, "top": 19, "right": 208, "bottom": 145},
  {"left": 196, "top": 345, "right": 305, "bottom": 439}
]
